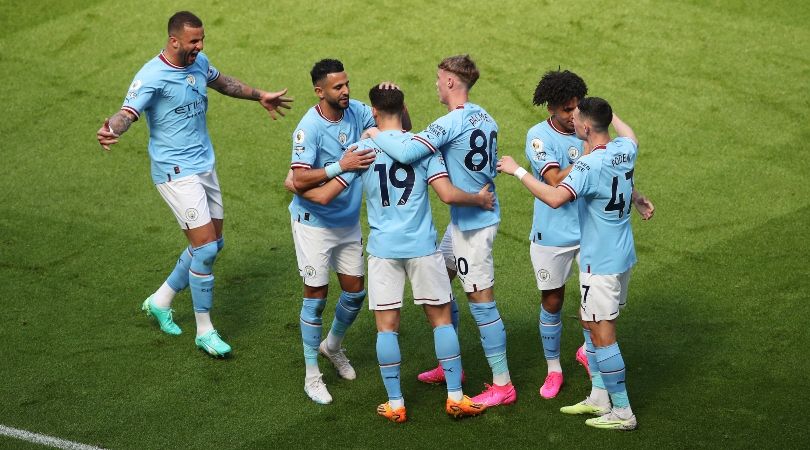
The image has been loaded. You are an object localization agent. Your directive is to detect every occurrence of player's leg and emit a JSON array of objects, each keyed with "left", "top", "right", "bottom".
[
  {"left": 370, "top": 256, "right": 406, "bottom": 422},
  {"left": 319, "top": 223, "right": 365, "bottom": 380},
  {"left": 531, "top": 243, "right": 577, "bottom": 398},
  {"left": 292, "top": 220, "right": 334, "bottom": 403},
  {"left": 418, "top": 227, "right": 461, "bottom": 384},
  {"left": 580, "top": 271, "right": 636, "bottom": 430},
  {"left": 452, "top": 224, "right": 516, "bottom": 407},
  {"left": 412, "top": 251, "right": 485, "bottom": 419},
  {"left": 560, "top": 320, "right": 611, "bottom": 416}
]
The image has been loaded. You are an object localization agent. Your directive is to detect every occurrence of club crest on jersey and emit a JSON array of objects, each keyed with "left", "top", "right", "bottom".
[
  {"left": 537, "top": 269, "right": 551, "bottom": 282},
  {"left": 185, "top": 208, "right": 199, "bottom": 221},
  {"left": 568, "top": 146, "right": 580, "bottom": 161},
  {"left": 338, "top": 132, "right": 348, "bottom": 145},
  {"left": 294, "top": 129, "right": 306, "bottom": 144},
  {"left": 130, "top": 80, "right": 143, "bottom": 91},
  {"left": 187, "top": 75, "right": 196, "bottom": 86},
  {"left": 531, "top": 139, "right": 546, "bottom": 161},
  {"left": 304, "top": 265, "right": 316, "bottom": 278}
]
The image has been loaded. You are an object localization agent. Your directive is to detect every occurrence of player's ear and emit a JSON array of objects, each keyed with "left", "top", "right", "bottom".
[
  {"left": 371, "top": 106, "right": 378, "bottom": 120},
  {"left": 314, "top": 85, "right": 324, "bottom": 100}
]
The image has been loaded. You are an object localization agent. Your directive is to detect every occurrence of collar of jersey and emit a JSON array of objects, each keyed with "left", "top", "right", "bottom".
[
  {"left": 547, "top": 118, "right": 574, "bottom": 136},
  {"left": 315, "top": 104, "right": 344, "bottom": 123},
  {"left": 158, "top": 51, "right": 186, "bottom": 70}
]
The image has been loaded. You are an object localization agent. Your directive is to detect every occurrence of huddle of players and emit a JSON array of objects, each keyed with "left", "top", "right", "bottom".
[
  {"left": 99, "top": 9, "right": 648, "bottom": 432},
  {"left": 288, "top": 57, "right": 651, "bottom": 430}
]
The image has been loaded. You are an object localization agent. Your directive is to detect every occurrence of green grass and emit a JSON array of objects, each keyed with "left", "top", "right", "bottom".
[{"left": 1, "top": 0, "right": 809, "bottom": 448}]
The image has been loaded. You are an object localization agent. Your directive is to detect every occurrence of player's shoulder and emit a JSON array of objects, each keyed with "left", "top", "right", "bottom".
[
  {"left": 295, "top": 106, "right": 323, "bottom": 129},
  {"left": 527, "top": 120, "right": 553, "bottom": 140},
  {"left": 610, "top": 136, "right": 638, "bottom": 153}
]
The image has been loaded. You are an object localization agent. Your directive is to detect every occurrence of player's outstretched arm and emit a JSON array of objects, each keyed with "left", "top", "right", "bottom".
[
  {"left": 430, "top": 178, "right": 495, "bottom": 210},
  {"left": 632, "top": 188, "right": 655, "bottom": 220},
  {"left": 612, "top": 113, "right": 637, "bottom": 145},
  {"left": 96, "top": 110, "right": 136, "bottom": 151},
  {"left": 292, "top": 147, "right": 375, "bottom": 192},
  {"left": 208, "top": 74, "right": 293, "bottom": 120},
  {"left": 297, "top": 178, "right": 347, "bottom": 206},
  {"left": 497, "top": 155, "right": 572, "bottom": 208},
  {"left": 369, "top": 131, "right": 431, "bottom": 165},
  {"left": 541, "top": 165, "right": 575, "bottom": 187}
]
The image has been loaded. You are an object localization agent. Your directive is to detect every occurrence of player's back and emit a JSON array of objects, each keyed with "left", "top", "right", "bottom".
[
  {"left": 341, "top": 131, "right": 447, "bottom": 259},
  {"left": 573, "top": 137, "right": 638, "bottom": 274},
  {"left": 420, "top": 102, "right": 500, "bottom": 231},
  {"left": 526, "top": 119, "right": 583, "bottom": 247}
]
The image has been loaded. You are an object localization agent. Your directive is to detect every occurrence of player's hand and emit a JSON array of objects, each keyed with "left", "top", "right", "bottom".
[
  {"left": 259, "top": 88, "right": 294, "bottom": 120},
  {"left": 97, "top": 118, "right": 118, "bottom": 151},
  {"left": 476, "top": 183, "right": 495, "bottom": 210},
  {"left": 339, "top": 146, "right": 376, "bottom": 171},
  {"left": 377, "top": 81, "right": 400, "bottom": 90},
  {"left": 284, "top": 169, "right": 300, "bottom": 195},
  {"left": 496, "top": 155, "right": 519, "bottom": 175},
  {"left": 362, "top": 127, "right": 380, "bottom": 139},
  {"left": 633, "top": 194, "right": 655, "bottom": 220}
]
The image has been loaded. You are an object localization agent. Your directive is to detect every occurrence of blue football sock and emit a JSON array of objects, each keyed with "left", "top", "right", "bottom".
[
  {"left": 539, "top": 305, "right": 562, "bottom": 360},
  {"left": 583, "top": 329, "right": 606, "bottom": 390},
  {"left": 300, "top": 298, "right": 326, "bottom": 366},
  {"left": 166, "top": 246, "right": 193, "bottom": 292},
  {"left": 469, "top": 301, "right": 509, "bottom": 376},
  {"left": 189, "top": 241, "right": 217, "bottom": 312},
  {"left": 433, "top": 324, "right": 463, "bottom": 393},
  {"left": 330, "top": 290, "right": 365, "bottom": 339},
  {"left": 596, "top": 342, "right": 630, "bottom": 408},
  {"left": 376, "top": 331, "right": 402, "bottom": 401}
]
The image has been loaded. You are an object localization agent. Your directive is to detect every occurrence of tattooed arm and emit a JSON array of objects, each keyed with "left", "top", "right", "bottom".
[
  {"left": 96, "top": 109, "right": 137, "bottom": 151},
  {"left": 209, "top": 74, "right": 294, "bottom": 119}
]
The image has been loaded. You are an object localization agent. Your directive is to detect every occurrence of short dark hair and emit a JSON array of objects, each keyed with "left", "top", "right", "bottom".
[
  {"left": 311, "top": 59, "right": 345, "bottom": 85},
  {"left": 168, "top": 11, "right": 203, "bottom": 36},
  {"left": 368, "top": 85, "right": 404, "bottom": 115},
  {"left": 438, "top": 55, "right": 479, "bottom": 89},
  {"left": 577, "top": 97, "right": 612, "bottom": 132},
  {"left": 533, "top": 70, "right": 588, "bottom": 107}
]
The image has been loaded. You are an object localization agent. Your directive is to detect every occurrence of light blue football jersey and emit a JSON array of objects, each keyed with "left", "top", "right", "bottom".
[
  {"left": 525, "top": 119, "right": 584, "bottom": 247},
  {"left": 339, "top": 131, "right": 448, "bottom": 259},
  {"left": 121, "top": 51, "right": 220, "bottom": 184},
  {"left": 561, "top": 137, "right": 638, "bottom": 274},
  {"left": 288, "top": 99, "right": 375, "bottom": 228},
  {"left": 372, "top": 103, "right": 500, "bottom": 231}
]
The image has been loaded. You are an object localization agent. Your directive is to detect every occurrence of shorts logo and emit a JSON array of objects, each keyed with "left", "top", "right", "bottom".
[
  {"left": 537, "top": 269, "right": 551, "bottom": 282},
  {"left": 130, "top": 80, "right": 143, "bottom": 91},
  {"left": 338, "top": 132, "right": 348, "bottom": 145},
  {"left": 187, "top": 75, "right": 196, "bottom": 86},
  {"left": 304, "top": 265, "right": 316, "bottom": 278},
  {"left": 294, "top": 129, "right": 306, "bottom": 144},
  {"left": 568, "top": 146, "right": 580, "bottom": 161},
  {"left": 185, "top": 208, "right": 199, "bottom": 221},
  {"left": 531, "top": 139, "right": 545, "bottom": 161}
]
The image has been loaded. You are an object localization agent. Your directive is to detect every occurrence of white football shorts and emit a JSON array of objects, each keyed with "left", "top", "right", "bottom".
[
  {"left": 291, "top": 219, "right": 364, "bottom": 287},
  {"left": 579, "top": 270, "right": 631, "bottom": 322},
  {"left": 367, "top": 251, "right": 452, "bottom": 311},
  {"left": 155, "top": 170, "right": 224, "bottom": 230},
  {"left": 448, "top": 222, "right": 498, "bottom": 293},
  {"left": 439, "top": 226, "right": 456, "bottom": 271},
  {"left": 530, "top": 242, "right": 580, "bottom": 291}
]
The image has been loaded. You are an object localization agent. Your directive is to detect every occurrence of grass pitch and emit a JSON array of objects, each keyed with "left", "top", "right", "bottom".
[{"left": 1, "top": 0, "right": 809, "bottom": 448}]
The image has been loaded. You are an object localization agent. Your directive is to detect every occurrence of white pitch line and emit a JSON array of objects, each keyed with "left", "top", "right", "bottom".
[{"left": 0, "top": 424, "right": 106, "bottom": 450}]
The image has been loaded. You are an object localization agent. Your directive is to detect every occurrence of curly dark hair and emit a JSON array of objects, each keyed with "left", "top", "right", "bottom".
[
  {"left": 310, "top": 59, "right": 344, "bottom": 86},
  {"left": 532, "top": 70, "right": 588, "bottom": 107}
]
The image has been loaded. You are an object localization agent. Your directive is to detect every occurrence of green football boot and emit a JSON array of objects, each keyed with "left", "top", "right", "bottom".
[
  {"left": 142, "top": 296, "right": 182, "bottom": 335},
  {"left": 195, "top": 330, "right": 232, "bottom": 357},
  {"left": 560, "top": 397, "right": 611, "bottom": 416},
  {"left": 585, "top": 409, "right": 637, "bottom": 430}
]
